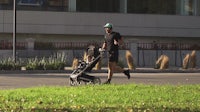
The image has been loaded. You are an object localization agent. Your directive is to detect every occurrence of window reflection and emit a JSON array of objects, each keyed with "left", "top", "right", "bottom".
[
  {"left": 17, "top": 0, "right": 68, "bottom": 11},
  {"left": 17, "top": 0, "right": 46, "bottom": 6},
  {"left": 182, "top": 0, "right": 194, "bottom": 15}
]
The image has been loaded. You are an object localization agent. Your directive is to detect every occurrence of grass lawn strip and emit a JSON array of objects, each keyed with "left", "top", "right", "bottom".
[{"left": 0, "top": 84, "right": 199, "bottom": 111}]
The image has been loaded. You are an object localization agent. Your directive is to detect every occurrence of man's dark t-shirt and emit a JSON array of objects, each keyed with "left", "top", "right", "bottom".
[
  {"left": 104, "top": 31, "right": 122, "bottom": 62},
  {"left": 104, "top": 31, "right": 122, "bottom": 52}
]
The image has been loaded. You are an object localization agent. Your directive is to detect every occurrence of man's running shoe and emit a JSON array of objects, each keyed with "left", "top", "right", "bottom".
[
  {"left": 103, "top": 79, "right": 111, "bottom": 84},
  {"left": 124, "top": 70, "right": 130, "bottom": 79}
]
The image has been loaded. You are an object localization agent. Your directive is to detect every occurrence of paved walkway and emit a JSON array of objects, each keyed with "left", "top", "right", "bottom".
[{"left": 0, "top": 71, "right": 200, "bottom": 90}]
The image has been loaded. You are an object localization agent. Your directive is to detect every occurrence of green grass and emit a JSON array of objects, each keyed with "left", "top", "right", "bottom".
[{"left": 0, "top": 84, "right": 200, "bottom": 112}]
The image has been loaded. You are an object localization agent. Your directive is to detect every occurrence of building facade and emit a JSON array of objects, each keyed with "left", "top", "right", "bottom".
[{"left": 0, "top": 0, "right": 200, "bottom": 67}]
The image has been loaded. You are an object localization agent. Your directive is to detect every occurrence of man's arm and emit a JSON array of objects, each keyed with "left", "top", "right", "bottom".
[
  {"left": 102, "top": 41, "right": 107, "bottom": 49},
  {"left": 114, "top": 32, "right": 125, "bottom": 46},
  {"left": 118, "top": 37, "right": 124, "bottom": 46},
  {"left": 114, "top": 36, "right": 125, "bottom": 47}
]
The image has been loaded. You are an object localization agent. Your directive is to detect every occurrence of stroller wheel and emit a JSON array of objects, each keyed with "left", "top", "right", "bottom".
[
  {"left": 92, "top": 77, "right": 101, "bottom": 85},
  {"left": 69, "top": 78, "right": 81, "bottom": 86}
]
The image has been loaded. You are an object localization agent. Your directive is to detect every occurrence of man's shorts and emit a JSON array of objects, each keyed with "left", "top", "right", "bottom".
[{"left": 108, "top": 51, "right": 119, "bottom": 63}]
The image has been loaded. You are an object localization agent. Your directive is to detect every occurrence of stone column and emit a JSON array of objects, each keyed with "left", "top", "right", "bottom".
[
  {"left": 26, "top": 38, "right": 35, "bottom": 50},
  {"left": 129, "top": 40, "right": 138, "bottom": 67},
  {"left": 120, "top": 0, "right": 127, "bottom": 13},
  {"left": 68, "top": 0, "right": 76, "bottom": 12}
]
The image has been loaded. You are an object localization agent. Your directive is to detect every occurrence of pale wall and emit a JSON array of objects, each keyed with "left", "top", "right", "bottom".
[{"left": 0, "top": 10, "right": 200, "bottom": 37}]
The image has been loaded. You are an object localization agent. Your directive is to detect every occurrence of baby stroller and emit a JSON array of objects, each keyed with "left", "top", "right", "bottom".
[{"left": 69, "top": 45, "right": 104, "bottom": 86}]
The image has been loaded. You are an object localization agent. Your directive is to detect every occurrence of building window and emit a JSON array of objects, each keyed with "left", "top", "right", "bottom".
[
  {"left": 0, "top": 0, "right": 12, "bottom": 10},
  {"left": 127, "top": 0, "right": 176, "bottom": 15},
  {"left": 47, "top": 0, "right": 68, "bottom": 11},
  {"left": 16, "top": 0, "right": 68, "bottom": 11},
  {"left": 0, "top": 0, "right": 11, "bottom": 4},
  {"left": 76, "top": 0, "right": 120, "bottom": 13}
]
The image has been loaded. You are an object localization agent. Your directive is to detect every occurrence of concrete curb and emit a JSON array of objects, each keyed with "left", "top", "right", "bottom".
[{"left": 0, "top": 68, "right": 199, "bottom": 74}]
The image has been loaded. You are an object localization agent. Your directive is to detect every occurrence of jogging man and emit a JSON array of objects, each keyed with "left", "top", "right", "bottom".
[{"left": 102, "top": 23, "right": 130, "bottom": 84}]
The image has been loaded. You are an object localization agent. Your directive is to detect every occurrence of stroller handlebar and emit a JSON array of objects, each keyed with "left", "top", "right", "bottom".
[
  {"left": 98, "top": 48, "right": 105, "bottom": 52},
  {"left": 98, "top": 48, "right": 106, "bottom": 57}
]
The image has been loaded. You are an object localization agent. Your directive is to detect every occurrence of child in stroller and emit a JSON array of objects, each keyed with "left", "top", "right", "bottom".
[{"left": 69, "top": 45, "right": 104, "bottom": 86}]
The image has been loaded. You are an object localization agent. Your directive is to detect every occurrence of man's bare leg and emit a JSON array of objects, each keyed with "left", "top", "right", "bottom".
[
  {"left": 104, "top": 62, "right": 130, "bottom": 84},
  {"left": 112, "top": 62, "right": 130, "bottom": 79}
]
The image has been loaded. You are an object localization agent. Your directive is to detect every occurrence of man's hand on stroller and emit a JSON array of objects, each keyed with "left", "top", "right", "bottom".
[
  {"left": 99, "top": 48, "right": 105, "bottom": 52},
  {"left": 99, "top": 48, "right": 106, "bottom": 57}
]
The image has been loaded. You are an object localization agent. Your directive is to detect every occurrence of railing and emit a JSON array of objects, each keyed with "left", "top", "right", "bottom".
[
  {"left": 34, "top": 41, "right": 130, "bottom": 50},
  {"left": 0, "top": 41, "right": 27, "bottom": 50},
  {"left": 138, "top": 43, "right": 200, "bottom": 50},
  {"left": 1, "top": 41, "right": 199, "bottom": 50},
  {"left": 34, "top": 41, "right": 101, "bottom": 50},
  {"left": 0, "top": 41, "right": 130, "bottom": 50}
]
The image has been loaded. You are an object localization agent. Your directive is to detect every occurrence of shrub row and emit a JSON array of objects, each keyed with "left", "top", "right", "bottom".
[{"left": 0, "top": 53, "right": 68, "bottom": 70}]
